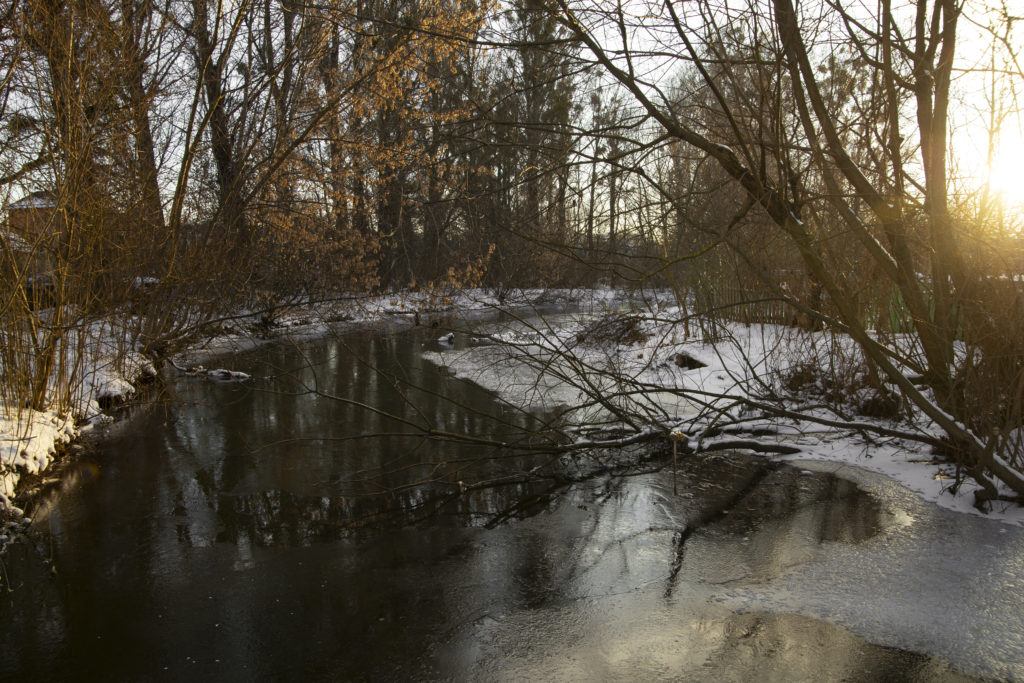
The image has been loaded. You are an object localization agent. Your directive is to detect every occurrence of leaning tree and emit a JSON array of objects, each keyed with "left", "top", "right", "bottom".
[{"left": 490, "top": 0, "right": 1024, "bottom": 500}]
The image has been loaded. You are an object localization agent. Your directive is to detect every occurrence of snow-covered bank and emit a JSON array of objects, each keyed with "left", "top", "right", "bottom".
[
  {"left": 170, "top": 287, "right": 622, "bottom": 362},
  {"left": 423, "top": 302, "right": 1024, "bottom": 527},
  {"left": 8, "top": 285, "right": 1018, "bottom": 531},
  {"left": 0, "top": 320, "right": 157, "bottom": 511},
  {"left": 0, "top": 410, "right": 75, "bottom": 503}
]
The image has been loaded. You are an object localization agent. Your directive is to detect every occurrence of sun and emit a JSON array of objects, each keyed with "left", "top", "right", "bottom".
[{"left": 985, "top": 130, "right": 1024, "bottom": 208}]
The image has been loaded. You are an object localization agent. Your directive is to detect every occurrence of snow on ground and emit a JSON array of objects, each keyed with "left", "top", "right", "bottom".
[
  {"left": 0, "top": 313, "right": 159, "bottom": 509},
  {"left": 0, "top": 318, "right": 156, "bottom": 511},
  {"left": 0, "top": 410, "right": 75, "bottom": 504},
  {"left": 423, "top": 299, "right": 1024, "bottom": 527},
  {"left": 175, "top": 286, "right": 624, "bottom": 370},
  {"left": 292, "top": 286, "right": 620, "bottom": 328},
  {"left": 5, "top": 285, "right": 1021, "bottom": 529}
]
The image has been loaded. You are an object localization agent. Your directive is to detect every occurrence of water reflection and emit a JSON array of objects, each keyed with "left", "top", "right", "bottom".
[
  {"left": 674, "top": 460, "right": 886, "bottom": 586},
  {"left": 211, "top": 479, "right": 559, "bottom": 548},
  {"left": 0, "top": 327, "right": 978, "bottom": 681},
  {"left": 145, "top": 328, "right": 564, "bottom": 548},
  {"left": 453, "top": 605, "right": 975, "bottom": 682}
]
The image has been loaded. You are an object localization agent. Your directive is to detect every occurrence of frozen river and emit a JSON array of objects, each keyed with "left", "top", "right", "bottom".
[{"left": 0, "top": 323, "right": 1019, "bottom": 680}]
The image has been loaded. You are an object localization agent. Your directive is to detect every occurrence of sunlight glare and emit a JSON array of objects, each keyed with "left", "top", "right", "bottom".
[{"left": 987, "top": 131, "right": 1024, "bottom": 207}]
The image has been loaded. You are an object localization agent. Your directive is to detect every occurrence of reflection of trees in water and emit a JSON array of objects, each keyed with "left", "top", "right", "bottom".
[
  {"left": 668, "top": 462, "right": 883, "bottom": 588},
  {"left": 482, "top": 453, "right": 886, "bottom": 601},
  {"left": 691, "top": 611, "right": 964, "bottom": 681},
  {"left": 207, "top": 478, "right": 564, "bottom": 548},
  {"left": 153, "top": 330, "right": 574, "bottom": 550},
  {"left": 711, "top": 466, "right": 882, "bottom": 544},
  {"left": 146, "top": 331, "right": 883, "bottom": 606}
]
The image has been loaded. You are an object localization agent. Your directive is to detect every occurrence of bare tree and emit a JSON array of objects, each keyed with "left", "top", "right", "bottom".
[
  {"left": 0, "top": 0, "right": 486, "bottom": 413},
  {"left": 484, "top": 0, "right": 1024, "bottom": 499}
]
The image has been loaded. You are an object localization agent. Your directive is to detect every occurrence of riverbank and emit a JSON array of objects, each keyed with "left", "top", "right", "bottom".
[
  {"left": 0, "top": 287, "right": 620, "bottom": 523},
  {"left": 5, "top": 285, "right": 1022, "bottom": 533},
  {"left": 424, "top": 303, "right": 1024, "bottom": 527},
  {"left": 0, "top": 330, "right": 156, "bottom": 510},
  {"left": 1, "top": 298, "right": 1022, "bottom": 680}
]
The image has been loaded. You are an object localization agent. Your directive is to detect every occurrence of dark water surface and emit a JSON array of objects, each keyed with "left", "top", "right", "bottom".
[{"left": 0, "top": 326, "right": 978, "bottom": 681}]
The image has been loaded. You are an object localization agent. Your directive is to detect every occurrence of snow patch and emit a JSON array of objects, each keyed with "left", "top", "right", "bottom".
[
  {"left": 423, "top": 302, "right": 1024, "bottom": 526},
  {"left": 0, "top": 410, "right": 76, "bottom": 503}
]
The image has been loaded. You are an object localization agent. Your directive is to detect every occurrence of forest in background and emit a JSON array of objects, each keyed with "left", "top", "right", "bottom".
[{"left": 2, "top": 0, "right": 1024, "bottom": 499}]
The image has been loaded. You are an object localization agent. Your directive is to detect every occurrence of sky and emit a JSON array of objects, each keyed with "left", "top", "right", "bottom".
[{"left": 930, "top": 0, "right": 1023, "bottom": 215}]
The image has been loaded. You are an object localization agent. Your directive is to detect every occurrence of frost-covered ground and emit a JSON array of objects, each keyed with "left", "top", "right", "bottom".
[{"left": 423, "top": 299, "right": 1024, "bottom": 528}]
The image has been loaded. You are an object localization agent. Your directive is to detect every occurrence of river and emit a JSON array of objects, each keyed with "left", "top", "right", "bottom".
[{"left": 0, "top": 322, "right": 1018, "bottom": 681}]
